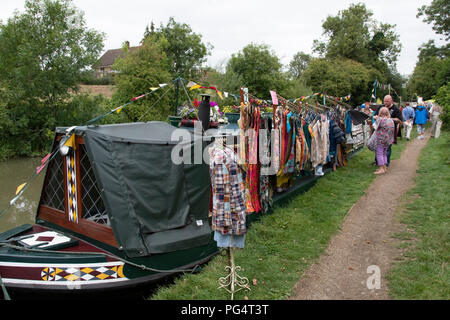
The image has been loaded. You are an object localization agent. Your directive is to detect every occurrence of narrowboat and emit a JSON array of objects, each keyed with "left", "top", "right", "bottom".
[
  {"left": 0, "top": 112, "right": 369, "bottom": 299},
  {"left": 0, "top": 121, "right": 218, "bottom": 298}
]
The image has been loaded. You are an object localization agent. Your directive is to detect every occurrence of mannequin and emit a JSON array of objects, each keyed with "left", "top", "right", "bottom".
[{"left": 209, "top": 135, "right": 250, "bottom": 299}]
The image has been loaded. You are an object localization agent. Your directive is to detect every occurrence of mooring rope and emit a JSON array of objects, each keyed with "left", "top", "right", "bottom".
[{"left": 0, "top": 242, "right": 203, "bottom": 275}]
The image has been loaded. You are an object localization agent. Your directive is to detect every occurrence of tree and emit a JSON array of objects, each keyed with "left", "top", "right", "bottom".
[
  {"left": 0, "top": 0, "right": 104, "bottom": 157},
  {"left": 303, "top": 57, "right": 380, "bottom": 105},
  {"left": 313, "top": 3, "right": 401, "bottom": 68},
  {"left": 227, "top": 43, "right": 288, "bottom": 99},
  {"left": 112, "top": 35, "right": 172, "bottom": 122},
  {"left": 433, "top": 83, "right": 450, "bottom": 129},
  {"left": 407, "top": 56, "right": 450, "bottom": 100},
  {"left": 288, "top": 51, "right": 311, "bottom": 79},
  {"left": 406, "top": 1, "right": 450, "bottom": 100},
  {"left": 145, "top": 17, "right": 212, "bottom": 80},
  {"left": 417, "top": 0, "right": 450, "bottom": 40}
]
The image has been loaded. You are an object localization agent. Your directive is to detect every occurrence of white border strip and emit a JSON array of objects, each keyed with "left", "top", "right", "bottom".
[
  {"left": 0, "top": 261, "right": 124, "bottom": 268},
  {"left": 1, "top": 277, "right": 128, "bottom": 285}
]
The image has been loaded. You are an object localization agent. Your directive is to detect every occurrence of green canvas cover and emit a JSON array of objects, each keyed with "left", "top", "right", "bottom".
[{"left": 57, "top": 122, "right": 212, "bottom": 258}]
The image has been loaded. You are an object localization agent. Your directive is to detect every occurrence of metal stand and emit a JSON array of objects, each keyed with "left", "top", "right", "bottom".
[{"left": 218, "top": 247, "right": 250, "bottom": 300}]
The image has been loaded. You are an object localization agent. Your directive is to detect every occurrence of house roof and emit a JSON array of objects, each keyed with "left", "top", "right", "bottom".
[{"left": 96, "top": 46, "right": 141, "bottom": 68}]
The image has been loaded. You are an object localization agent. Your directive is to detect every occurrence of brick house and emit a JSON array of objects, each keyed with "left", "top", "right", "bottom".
[{"left": 94, "top": 41, "right": 141, "bottom": 78}]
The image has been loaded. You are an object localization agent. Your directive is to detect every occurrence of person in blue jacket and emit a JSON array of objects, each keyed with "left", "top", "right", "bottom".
[{"left": 414, "top": 104, "right": 429, "bottom": 140}]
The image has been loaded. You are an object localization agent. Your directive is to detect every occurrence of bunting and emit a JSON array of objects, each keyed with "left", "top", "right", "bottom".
[
  {"left": 293, "top": 92, "right": 351, "bottom": 103},
  {"left": 372, "top": 79, "right": 401, "bottom": 100},
  {"left": 36, "top": 153, "right": 51, "bottom": 174},
  {"left": 186, "top": 81, "right": 224, "bottom": 100},
  {"left": 16, "top": 183, "right": 27, "bottom": 195}
]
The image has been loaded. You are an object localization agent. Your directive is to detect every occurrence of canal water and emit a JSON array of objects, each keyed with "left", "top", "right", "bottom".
[{"left": 0, "top": 157, "right": 44, "bottom": 233}]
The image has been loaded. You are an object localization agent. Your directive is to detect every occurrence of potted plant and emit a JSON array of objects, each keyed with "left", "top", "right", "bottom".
[{"left": 222, "top": 105, "right": 240, "bottom": 123}]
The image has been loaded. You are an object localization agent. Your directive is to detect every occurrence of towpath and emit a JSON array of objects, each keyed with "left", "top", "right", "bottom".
[{"left": 290, "top": 132, "right": 430, "bottom": 300}]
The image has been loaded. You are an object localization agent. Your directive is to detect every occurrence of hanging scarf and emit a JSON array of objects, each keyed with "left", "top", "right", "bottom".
[{"left": 246, "top": 107, "right": 262, "bottom": 214}]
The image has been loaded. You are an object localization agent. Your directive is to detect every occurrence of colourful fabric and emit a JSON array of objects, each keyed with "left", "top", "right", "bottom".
[
  {"left": 246, "top": 108, "right": 262, "bottom": 213},
  {"left": 283, "top": 113, "right": 295, "bottom": 174},
  {"left": 210, "top": 146, "right": 246, "bottom": 236}
]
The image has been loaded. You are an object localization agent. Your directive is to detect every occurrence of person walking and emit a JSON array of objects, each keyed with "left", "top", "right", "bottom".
[
  {"left": 414, "top": 103, "right": 429, "bottom": 140},
  {"left": 373, "top": 107, "right": 395, "bottom": 175},
  {"left": 372, "top": 95, "right": 402, "bottom": 168},
  {"left": 402, "top": 102, "right": 415, "bottom": 140},
  {"left": 429, "top": 104, "right": 443, "bottom": 138}
]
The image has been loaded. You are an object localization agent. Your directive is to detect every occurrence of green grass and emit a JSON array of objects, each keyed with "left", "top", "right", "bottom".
[
  {"left": 387, "top": 130, "right": 450, "bottom": 300},
  {"left": 149, "top": 134, "right": 411, "bottom": 300}
]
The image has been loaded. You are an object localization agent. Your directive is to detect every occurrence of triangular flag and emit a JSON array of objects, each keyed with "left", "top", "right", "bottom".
[
  {"left": 189, "top": 84, "right": 201, "bottom": 91},
  {"left": 186, "top": 81, "right": 197, "bottom": 88},
  {"left": 41, "top": 153, "right": 51, "bottom": 164},
  {"left": 159, "top": 83, "right": 168, "bottom": 88},
  {"left": 224, "top": 92, "right": 229, "bottom": 98},
  {"left": 217, "top": 91, "right": 223, "bottom": 100},
  {"left": 150, "top": 87, "right": 158, "bottom": 91},
  {"left": 36, "top": 163, "right": 46, "bottom": 174},
  {"left": 64, "top": 134, "right": 76, "bottom": 150},
  {"left": 16, "top": 183, "right": 26, "bottom": 195},
  {"left": 116, "top": 106, "right": 123, "bottom": 114}
]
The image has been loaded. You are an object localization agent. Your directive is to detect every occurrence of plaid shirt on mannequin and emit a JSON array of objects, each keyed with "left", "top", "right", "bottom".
[{"left": 209, "top": 146, "right": 247, "bottom": 235}]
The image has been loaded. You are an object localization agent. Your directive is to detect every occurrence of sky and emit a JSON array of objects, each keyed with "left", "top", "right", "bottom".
[{"left": 0, "top": 0, "right": 447, "bottom": 77}]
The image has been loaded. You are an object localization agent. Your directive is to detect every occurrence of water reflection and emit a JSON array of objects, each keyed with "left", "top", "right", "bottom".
[{"left": 0, "top": 157, "right": 45, "bottom": 233}]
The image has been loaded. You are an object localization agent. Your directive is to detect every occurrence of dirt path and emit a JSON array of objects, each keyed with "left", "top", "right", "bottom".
[{"left": 290, "top": 132, "right": 430, "bottom": 300}]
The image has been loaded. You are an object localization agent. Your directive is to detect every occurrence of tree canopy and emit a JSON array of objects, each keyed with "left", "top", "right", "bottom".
[
  {"left": 304, "top": 2, "right": 403, "bottom": 105},
  {"left": 313, "top": 3, "right": 401, "bottom": 68},
  {"left": 226, "top": 43, "right": 288, "bottom": 99},
  {"left": 0, "top": 0, "right": 105, "bottom": 158},
  {"left": 417, "top": 0, "right": 450, "bottom": 41},
  {"left": 112, "top": 35, "right": 172, "bottom": 122},
  {"left": 144, "top": 17, "right": 212, "bottom": 80},
  {"left": 406, "top": 0, "right": 450, "bottom": 100}
]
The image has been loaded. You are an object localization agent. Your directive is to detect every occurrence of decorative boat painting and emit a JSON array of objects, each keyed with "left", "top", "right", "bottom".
[{"left": 0, "top": 122, "right": 219, "bottom": 298}]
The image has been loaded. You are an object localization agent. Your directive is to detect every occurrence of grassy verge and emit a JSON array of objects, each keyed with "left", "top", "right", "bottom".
[
  {"left": 387, "top": 130, "right": 450, "bottom": 300},
  {"left": 150, "top": 135, "right": 411, "bottom": 300}
]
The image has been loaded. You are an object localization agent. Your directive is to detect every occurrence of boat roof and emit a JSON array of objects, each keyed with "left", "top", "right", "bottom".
[
  {"left": 43, "top": 121, "right": 212, "bottom": 258},
  {"left": 56, "top": 121, "right": 201, "bottom": 145}
]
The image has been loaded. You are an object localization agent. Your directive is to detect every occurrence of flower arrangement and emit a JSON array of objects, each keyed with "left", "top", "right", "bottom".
[
  {"left": 210, "top": 101, "right": 226, "bottom": 122},
  {"left": 178, "top": 100, "right": 227, "bottom": 122},
  {"left": 222, "top": 105, "right": 240, "bottom": 113},
  {"left": 178, "top": 106, "right": 198, "bottom": 119}
]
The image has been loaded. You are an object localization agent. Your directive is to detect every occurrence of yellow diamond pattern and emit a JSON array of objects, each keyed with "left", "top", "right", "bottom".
[
  {"left": 96, "top": 273, "right": 110, "bottom": 280},
  {"left": 41, "top": 265, "right": 125, "bottom": 281},
  {"left": 81, "top": 267, "right": 94, "bottom": 274}
]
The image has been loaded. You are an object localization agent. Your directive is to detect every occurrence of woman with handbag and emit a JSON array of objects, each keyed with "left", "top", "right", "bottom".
[{"left": 372, "top": 107, "right": 395, "bottom": 175}]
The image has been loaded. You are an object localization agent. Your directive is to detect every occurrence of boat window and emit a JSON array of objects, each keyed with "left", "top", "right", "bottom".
[
  {"left": 40, "top": 151, "right": 66, "bottom": 212},
  {"left": 79, "top": 144, "right": 109, "bottom": 225}
]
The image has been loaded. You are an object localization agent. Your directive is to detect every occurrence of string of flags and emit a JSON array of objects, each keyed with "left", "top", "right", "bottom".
[
  {"left": 109, "top": 83, "right": 171, "bottom": 115},
  {"left": 1, "top": 80, "right": 178, "bottom": 218},
  {"left": 371, "top": 79, "right": 401, "bottom": 101},
  {"left": 186, "top": 81, "right": 242, "bottom": 101},
  {"left": 186, "top": 80, "right": 351, "bottom": 105},
  {"left": 292, "top": 92, "right": 351, "bottom": 103}
]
